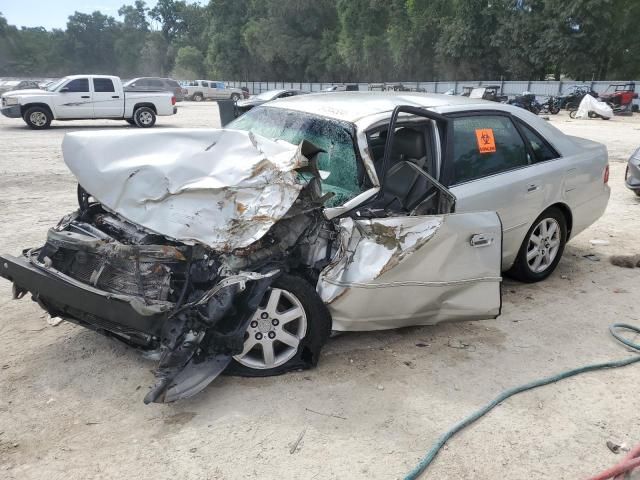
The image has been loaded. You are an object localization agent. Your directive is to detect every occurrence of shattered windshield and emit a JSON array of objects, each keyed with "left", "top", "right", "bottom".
[{"left": 228, "top": 106, "right": 364, "bottom": 207}]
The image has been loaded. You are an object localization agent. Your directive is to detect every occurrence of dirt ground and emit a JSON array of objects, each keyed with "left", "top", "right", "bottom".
[{"left": 0, "top": 103, "right": 639, "bottom": 480}]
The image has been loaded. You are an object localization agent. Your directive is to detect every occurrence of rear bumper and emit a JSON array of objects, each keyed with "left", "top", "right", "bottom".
[
  {"left": 1, "top": 105, "right": 21, "bottom": 118},
  {"left": 0, "top": 252, "right": 168, "bottom": 341}
]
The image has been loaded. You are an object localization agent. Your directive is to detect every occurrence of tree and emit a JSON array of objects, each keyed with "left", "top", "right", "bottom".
[
  {"left": 115, "top": 1, "right": 149, "bottom": 76},
  {"left": 64, "top": 11, "right": 119, "bottom": 73},
  {"left": 205, "top": 0, "right": 251, "bottom": 79},
  {"left": 173, "top": 45, "right": 204, "bottom": 78}
]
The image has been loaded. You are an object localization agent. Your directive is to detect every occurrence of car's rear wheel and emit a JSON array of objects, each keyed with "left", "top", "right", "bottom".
[
  {"left": 508, "top": 207, "right": 567, "bottom": 283},
  {"left": 133, "top": 107, "right": 156, "bottom": 128},
  {"left": 227, "top": 274, "right": 331, "bottom": 376},
  {"left": 231, "top": 93, "right": 240, "bottom": 102},
  {"left": 23, "top": 106, "right": 52, "bottom": 129}
]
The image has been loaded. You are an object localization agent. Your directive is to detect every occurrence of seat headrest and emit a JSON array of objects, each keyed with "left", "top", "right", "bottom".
[{"left": 392, "top": 128, "right": 426, "bottom": 160}]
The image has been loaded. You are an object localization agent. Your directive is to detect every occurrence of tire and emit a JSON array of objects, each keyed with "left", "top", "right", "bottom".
[
  {"left": 133, "top": 107, "right": 156, "bottom": 128},
  {"left": 125, "top": 119, "right": 136, "bottom": 125},
  {"left": 231, "top": 93, "right": 241, "bottom": 102},
  {"left": 550, "top": 106, "right": 560, "bottom": 114},
  {"left": 508, "top": 207, "right": 568, "bottom": 283},
  {"left": 23, "top": 106, "right": 52, "bottom": 129},
  {"left": 226, "top": 273, "right": 331, "bottom": 377},
  {"left": 569, "top": 109, "right": 578, "bottom": 119},
  {"left": 192, "top": 93, "right": 203, "bottom": 102}
]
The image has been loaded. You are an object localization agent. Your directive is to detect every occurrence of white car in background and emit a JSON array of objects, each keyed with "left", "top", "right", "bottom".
[
  {"left": 181, "top": 80, "right": 243, "bottom": 102},
  {"left": 0, "top": 75, "right": 177, "bottom": 129}
]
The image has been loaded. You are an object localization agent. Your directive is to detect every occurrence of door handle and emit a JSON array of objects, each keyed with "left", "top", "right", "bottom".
[
  {"left": 527, "top": 184, "right": 540, "bottom": 192},
  {"left": 112, "top": 95, "right": 120, "bottom": 98},
  {"left": 81, "top": 95, "right": 90, "bottom": 98},
  {"left": 470, "top": 234, "right": 494, "bottom": 247}
]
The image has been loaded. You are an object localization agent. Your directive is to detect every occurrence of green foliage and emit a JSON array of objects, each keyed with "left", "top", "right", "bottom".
[
  {"left": 174, "top": 45, "right": 204, "bottom": 78},
  {"left": 1, "top": 0, "right": 639, "bottom": 80}
]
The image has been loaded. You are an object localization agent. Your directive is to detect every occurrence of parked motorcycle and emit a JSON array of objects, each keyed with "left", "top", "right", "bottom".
[
  {"left": 539, "top": 96, "right": 561, "bottom": 114},
  {"left": 559, "top": 85, "right": 599, "bottom": 110},
  {"left": 508, "top": 93, "right": 541, "bottom": 114}
]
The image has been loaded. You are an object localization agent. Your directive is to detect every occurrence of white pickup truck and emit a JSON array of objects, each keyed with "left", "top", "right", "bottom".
[
  {"left": 181, "top": 80, "right": 244, "bottom": 102},
  {"left": 0, "top": 75, "right": 177, "bottom": 129}
]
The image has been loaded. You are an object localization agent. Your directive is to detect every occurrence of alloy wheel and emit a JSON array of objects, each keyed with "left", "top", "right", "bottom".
[
  {"left": 233, "top": 288, "right": 307, "bottom": 369},
  {"left": 138, "top": 111, "right": 153, "bottom": 125},
  {"left": 30, "top": 111, "right": 47, "bottom": 127},
  {"left": 526, "top": 218, "right": 561, "bottom": 273}
]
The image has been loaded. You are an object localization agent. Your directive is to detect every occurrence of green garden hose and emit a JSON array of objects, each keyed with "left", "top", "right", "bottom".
[{"left": 404, "top": 323, "right": 640, "bottom": 480}]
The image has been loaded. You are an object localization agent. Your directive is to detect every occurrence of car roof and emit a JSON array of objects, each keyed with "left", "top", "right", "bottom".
[{"left": 266, "top": 91, "right": 498, "bottom": 123}]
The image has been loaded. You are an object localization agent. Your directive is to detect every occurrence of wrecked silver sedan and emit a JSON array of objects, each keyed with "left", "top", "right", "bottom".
[{"left": 0, "top": 92, "right": 608, "bottom": 403}]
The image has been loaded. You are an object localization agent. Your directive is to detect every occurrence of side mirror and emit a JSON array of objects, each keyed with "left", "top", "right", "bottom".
[{"left": 60, "top": 87, "right": 69, "bottom": 93}]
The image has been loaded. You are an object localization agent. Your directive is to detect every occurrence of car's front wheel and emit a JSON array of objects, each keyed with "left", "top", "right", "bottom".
[
  {"left": 227, "top": 274, "right": 331, "bottom": 376},
  {"left": 23, "top": 106, "right": 52, "bottom": 129},
  {"left": 192, "top": 93, "right": 203, "bottom": 102},
  {"left": 508, "top": 207, "right": 567, "bottom": 282}
]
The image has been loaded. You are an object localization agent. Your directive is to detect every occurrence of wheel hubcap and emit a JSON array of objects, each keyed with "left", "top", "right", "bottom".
[
  {"left": 139, "top": 112, "right": 152, "bottom": 125},
  {"left": 233, "top": 287, "right": 307, "bottom": 369},
  {"left": 526, "top": 218, "right": 561, "bottom": 273},
  {"left": 30, "top": 112, "right": 47, "bottom": 126}
]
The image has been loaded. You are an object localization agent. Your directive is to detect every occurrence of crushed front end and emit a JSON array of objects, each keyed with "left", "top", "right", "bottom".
[{"left": 0, "top": 128, "right": 333, "bottom": 403}]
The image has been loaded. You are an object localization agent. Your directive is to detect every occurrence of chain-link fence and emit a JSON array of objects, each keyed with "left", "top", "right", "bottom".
[{"left": 226, "top": 79, "right": 638, "bottom": 98}]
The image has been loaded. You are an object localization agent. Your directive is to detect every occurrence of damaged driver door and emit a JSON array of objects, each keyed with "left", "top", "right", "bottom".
[{"left": 317, "top": 106, "right": 503, "bottom": 331}]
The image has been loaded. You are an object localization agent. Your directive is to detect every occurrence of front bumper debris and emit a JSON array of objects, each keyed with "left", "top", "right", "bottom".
[{"left": 0, "top": 251, "right": 168, "bottom": 342}]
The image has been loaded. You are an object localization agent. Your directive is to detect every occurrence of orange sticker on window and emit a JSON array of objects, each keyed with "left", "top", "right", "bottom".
[{"left": 475, "top": 128, "right": 496, "bottom": 154}]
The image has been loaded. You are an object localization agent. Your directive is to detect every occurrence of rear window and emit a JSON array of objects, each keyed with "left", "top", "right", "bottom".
[
  {"left": 166, "top": 80, "right": 181, "bottom": 88},
  {"left": 517, "top": 121, "right": 559, "bottom": 163},
  {"left": 93, "top": 78, "right": 115, "bottom": 92}
]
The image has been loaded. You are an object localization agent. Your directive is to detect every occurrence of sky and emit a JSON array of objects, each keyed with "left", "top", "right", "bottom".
[{"left": 0, "top": 0, "right": 159, "bottom": 30}]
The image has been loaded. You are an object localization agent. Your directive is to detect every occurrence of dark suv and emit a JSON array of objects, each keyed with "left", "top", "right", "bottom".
[{"left": 124, "top": 77, "right": 186, "bottom": 102}]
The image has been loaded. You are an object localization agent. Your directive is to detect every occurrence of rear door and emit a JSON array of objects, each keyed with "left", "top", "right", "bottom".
[
  {"left": 53, "top": 77, "right": 93, "bottom": 118},
  {"left": 211, "top": 82, "right": 227, "bottom": 99},
  {"left": 445, "top": 112, "right": 545, "bottom": 267},
  {"left": 318, "top": 106, "right": 502, "bottom": 330},
  {"left": 91, "top": 77, "right": 123, "bottom": 118}
]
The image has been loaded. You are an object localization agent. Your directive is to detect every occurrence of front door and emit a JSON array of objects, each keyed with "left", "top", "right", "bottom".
[
  {"left": 53, "top": 77, "right": 94, "bottom": 118},
  {"left": 318, "top": 211, "right": 503, "bottom": 330},
  {"left": 318, "top": 105, "right": 502, "bottom": 331}
]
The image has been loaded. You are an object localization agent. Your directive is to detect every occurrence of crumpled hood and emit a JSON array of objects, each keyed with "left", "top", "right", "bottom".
[{"left": 63, "top": 128, "right": 309, "bottom": 251}]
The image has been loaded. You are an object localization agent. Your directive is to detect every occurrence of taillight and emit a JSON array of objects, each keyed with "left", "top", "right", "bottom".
[
  {"left": 171, "top": 96, "right": 176, "bottom": 105},
  {"left": 604, "top": 164, "right": 609, "bottom": 184}
]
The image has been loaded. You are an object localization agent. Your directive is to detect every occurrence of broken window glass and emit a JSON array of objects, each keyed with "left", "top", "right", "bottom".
[{"left": 229, "top": 107, "right": 364, "bottom": 207}]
